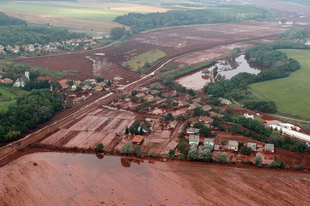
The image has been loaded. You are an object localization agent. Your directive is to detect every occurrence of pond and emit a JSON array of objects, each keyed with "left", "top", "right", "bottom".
[{"left": 175, "top": 55, "right": 264, "bottom": 90}]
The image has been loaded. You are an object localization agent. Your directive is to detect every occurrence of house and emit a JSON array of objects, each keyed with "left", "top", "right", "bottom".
[
  {"left": 247, "top": 142, "right": 257, "bottom": 151},
  {"left": 204, "top": 138, "right": 214, "bottom": 150},
  {"left": 153, "top": 96, "right": 162, "bottom": 102},
  {"left": 244, "top": 113, "right": 254, "bottom": 119},
  {"left": 132, "top": 135, "right": 145, "bottom": 145},
  {"left": 265, "top": 144, "right": 274, "bottom": 153},
  {"left": 179, "top": 100, "right": 189, "bottom": 107},
  {"left": 228, "top": 140, "right": 239, "bottom": 152},
  {"left": 82, "top": 80, "right": 92, "bottom": 86},
  {"left": 82, "top": 85, "right": 92, "bottom": 91},
  {"left": 187, "top": 128, "right": 199, "bottom": 134},
  {"left": 145, "top": 94, "right": 154, "bottom": 101},
  {"left": 193, "top": 102, "right": 201, "bottom": 108},
  {"left": 169, "top": 121, "right": 178, "bottom": 129},
  {"left": 0, "top": 49, "right": 6, "bottom": 54},
  {"left": 136, "top": 93, "right": 146, "bottom": 98},
  {"left": 199, "top": 116, "right": 214, "bottom": 124},
  {"left": 202, "top": 105, "right": 212, "bottom": 111},
  {"left": 210, "top": 111, "right": 224, "bottom": 118},
  {"left": 305, "top": 41, "right": 310, "bottom": 46},
  {"left": 192, "top": 98, "right": 202, "bottom": 104},
  {"left": 150, "top": 90, "right": 160, "bottom": 95},
  {"left": 1, "top": 78, "right": 13, "bottom": 84},
  {"left": 219, "top": 97, "right": 232, "bottom": 105},
  {"left": 94, "top": 85, "right": 103, "bottom": 91},
  {"left": 13, "top": 76, "right": 27, "bottom": 87},
  {"left": 156, "top": 98, "right": 167, "bottom": 105},
  {"left": 189, "top": 135, "right": 200, "bottom": 149},
  {"left": 96, "top": 81, "right": 106, "bottom": 87},
  {"left": 278, "top": 123, "right": 301, "bottom": 131}
]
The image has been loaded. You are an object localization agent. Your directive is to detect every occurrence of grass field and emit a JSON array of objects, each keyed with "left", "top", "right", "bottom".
[
  {"left": 0, "top": 3, "right": 130, "bottom": 21},
  {"left": 250, "top": 49, "right": 310, "bottom": 118},
  {"left": 0, "top": 87, "right": 28, "bottom": 111},
  {"left": 122, "top": 49, "right": 166, "bottom": 71}
]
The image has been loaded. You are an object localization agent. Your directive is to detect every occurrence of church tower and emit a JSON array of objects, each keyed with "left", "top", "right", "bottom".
[{"left": 25, "top": 69, "right": 30, "bottom": 80}]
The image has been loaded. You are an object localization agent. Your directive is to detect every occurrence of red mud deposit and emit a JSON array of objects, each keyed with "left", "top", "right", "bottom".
[{"left": 1, "top": 153, "right": 310, "bottom": 206}]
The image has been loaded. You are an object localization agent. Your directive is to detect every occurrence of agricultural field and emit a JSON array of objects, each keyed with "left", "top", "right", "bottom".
[
  {"left": 0, "top": 87, "right": 28, "bottom": 111},
  {"left": 122, "top": 49, "right": 166, "bottom": 71},
  {"left": 250, "top": 49, "right": 310, "bottom": 118}
]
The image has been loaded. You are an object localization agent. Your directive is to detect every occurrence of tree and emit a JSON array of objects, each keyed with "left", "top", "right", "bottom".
[
  {"left": 169, "top": 149, "right": 175, "bottom": 158},
  {"left": 134, "top": 145, "right": 141, "bottom": 156},
  {"left": 230, "top": 124, "right": 242, "bottom": 134},
  {"left": 216, "top": 152, "right": 228, "bottom": 163},
  {"left": 254, "top": 154, "right": 263, "bottom": 166},
  {"left": 199, "top": 126, "right": 211, "bottom": 137},
  {"left": 148, "top": 151, "right": 156, "bottom": 157},
  {"left": 110, "top": 27, "right": 126, "bottom": 40},
  {"left": 187, "top": 148, "right": 200, "bottom": 161},
  {"left": 188, "top": 89, "right": 196, "bottom": 97},
  {"left": 144, "top": 61, "right": 151, "bottom": 68},
  {"left": 66, "top": 98, "right": 73, "bottom": 108},
  {"left": 96, "top": 143, "right": 104, "bottom": 153},
  {"left": 36, "top": 106, "right": 53, "bottom": 123},
  {"left": 125, "top": 126, "right": 129, "bottom": 134},
  {"left": 121, "top": 142, "right": 134, "bottom": 155},
  {"left": 164, "top": 113, "right": 174, "bottom": 121},
  {"left": 240, "top": 145, "right": 252, "bottom": 155},
  {"left": 193, "top": 107, "right": 203, "bottom": 116},
  {"left": 200, "top": 149, "right": 212, "bottom": 162}
]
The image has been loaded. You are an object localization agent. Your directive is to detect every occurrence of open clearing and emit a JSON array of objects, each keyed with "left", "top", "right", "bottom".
[
  {"left": 0, "top": 87, "right": 28, "bottom": 111},
  {"left": 15, "top": 21, "right": 287, "bottom": 81},
  {"left": 1, "top": 153, "right": 310, "bottom": 205},
  {"left": 122, "top": 49, "right": 166, "bottom": 71},
  {"left": 250, "top": 49, "right": 310, "bottom": 118}
]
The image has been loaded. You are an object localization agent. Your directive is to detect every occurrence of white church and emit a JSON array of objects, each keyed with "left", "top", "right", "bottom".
[{"left": 13, "top": 69, "right": 30, "bottom": 87}]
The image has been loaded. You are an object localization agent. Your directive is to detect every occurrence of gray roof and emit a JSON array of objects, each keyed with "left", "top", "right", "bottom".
[
  {"left": 247, "top": 142, "right": 257, "bottom": 149},
  {"left": 265, "top": 144, "right": 274, "bottom": 151},
  {"left": 204, "top": 138, "right": 214, "bottom": 146},
  {"left": 187, "top": 128, "right": 199, "bottom": 134},
  {"left": 189, "top": 135, "right": 199, "bottom": 144},
  {"left": 228, "top": 140, "right": 239, "bottom": 148}
]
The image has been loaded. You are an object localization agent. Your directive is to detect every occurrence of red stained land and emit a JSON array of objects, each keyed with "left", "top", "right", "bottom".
[
  {"left": 15, "top": 21, "right": 288, "bottom": 82},
  {"left": 1, "top": 152, "right": 310, "bottom": 206}
]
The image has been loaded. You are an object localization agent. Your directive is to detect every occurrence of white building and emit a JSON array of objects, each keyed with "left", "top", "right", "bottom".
[
  {"left": 269, "top": 124, "right": 310, "bottom": 142},
  {"left": 278, "top": 123, "right": 301, "bottom": 131},
  {"left": 244, "top": 113, "right": 254, "bottom": 119}
]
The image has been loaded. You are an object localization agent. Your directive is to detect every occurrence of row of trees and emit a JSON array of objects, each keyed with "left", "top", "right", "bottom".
[
  {"left": 0, "top": 26, "right": 87, "bottom": 46},
  {"left": 0, "top": 89, "right": 63, "bottom": 142},
  {"left": 114, "top": 5, "right": 274, "bottom": 33},
  {"left": 0, "top": 12, "right": 27, "bottom": 26}
]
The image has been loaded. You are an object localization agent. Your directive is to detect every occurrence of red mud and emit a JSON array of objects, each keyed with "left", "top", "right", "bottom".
[{"left": 1, "top": 152, "right": 310, "bottom": 206}]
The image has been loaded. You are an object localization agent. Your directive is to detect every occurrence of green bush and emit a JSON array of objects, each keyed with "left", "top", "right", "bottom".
[
  {"left": 284, "top": 165, "right": 290, "bottom": 170},
  {"left": 293, "top": 165, "right": 300, "bottom": 171},
  {"left": 268, "top": 160, "right": 285, "bottom": 169},
  {"left": 148, "top": 151, "right": 156, "bottom": 158},
  {"left": 96, "top": 143, "right": 104, "bottom": 153},
  {"left": 216, "top": 152, "right": 228, "bottom": 163}
]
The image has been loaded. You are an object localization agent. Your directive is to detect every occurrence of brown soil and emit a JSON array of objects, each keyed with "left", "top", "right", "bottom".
[
  {"left": 1, "top": 152, "right": 310, "bottom": 206},
  {"left": 15, "top": 21, "right": 288, "bottom": 82}
]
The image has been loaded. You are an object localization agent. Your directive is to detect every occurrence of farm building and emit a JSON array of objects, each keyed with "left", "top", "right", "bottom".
[
  {"left": 247, "top": 142, "right": 257, "bottom": 150},
  {"left": 204, "top": 138, "right": 214, "bottom": 150},
  {"left": 269, "top": 125, "right": 310, "bottom": 142},
  {"left": 132, "top": 135, "right": 145, "bottom": 145},
  {"left": 219, "top": 97, "right": 231, "bottom": 105},
  {"left": 202, "top": 105, "right": 212, "bottom": 111},
  {"left": 189, "top": 135, "right": 199, "bottom": 149},
  {"left": 199, "top": 116, "right": 214, "bottom": 124},
  {"left": 265, "top": 144, "right": 274, "bottom": 153},
  {"left": 278, "top": 123, "right": 301, "bottom": 131},
  {"left": 228, "top": 140, "right": 239, "bottom": 152},
  {"left": 187, "top": 128, "right": 199, "bottom": 134}
]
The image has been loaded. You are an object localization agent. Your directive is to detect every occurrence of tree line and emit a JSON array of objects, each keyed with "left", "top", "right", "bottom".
[
  {"left": 114, "top": 5, "right": 274, "bottom": 33},
  {"left": 0, "top": 89, "right": 63, "bottom": 142},
  {"left": 0, "top": 12, "right": 27, "bottom": 26},
  {"left": 0, "top": 26, "right": 87, "bottom": 46}
]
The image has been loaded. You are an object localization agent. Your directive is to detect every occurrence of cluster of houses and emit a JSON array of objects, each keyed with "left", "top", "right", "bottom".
[
  {"left": 58, "top": 78, "right": 109, "bottom": 92},
  {"left": 0, "top": 37, "right": 96, "bottom": 55}
]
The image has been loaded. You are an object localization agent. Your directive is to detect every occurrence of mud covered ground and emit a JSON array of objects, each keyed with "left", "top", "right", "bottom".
[{"left": 1, "top": 152, "right": 310, "bottom": 206}]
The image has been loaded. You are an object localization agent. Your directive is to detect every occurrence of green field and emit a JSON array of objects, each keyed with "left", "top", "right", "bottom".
[
  {"left": 122, "top": 49, "right": 166, "bottom": 71},
  {"left": 0, "top": 87, "right": 28, "bottom": 111},
  {"left": 250, "top": 49, "right": 310, "bottom": 118},
  {"left": 0, "top": 3, "right": 130, "bottom": 21}
]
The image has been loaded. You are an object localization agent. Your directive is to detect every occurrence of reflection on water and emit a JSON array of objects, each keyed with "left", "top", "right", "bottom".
[
  {"left": 217, "top": 55, "right": 262, "bottom": 79},
  {"left": 121, "top": 157, "right": 144, "bottom": 168},
  {"left": 176, "top": 55, "right": 264, "bottom": 90}
]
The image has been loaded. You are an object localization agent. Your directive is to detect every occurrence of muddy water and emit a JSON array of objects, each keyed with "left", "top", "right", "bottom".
[
  {"left": 176, "top": 55, "right": 264, "bottom": 90},
  {"left": 1, "top": 152, "right": 310, "bottom": 206}
]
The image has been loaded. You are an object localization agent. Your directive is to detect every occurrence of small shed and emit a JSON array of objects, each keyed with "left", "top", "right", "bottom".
[
  {"left": 204, "top": 138, "right": 214, "bottom": 150},
  {"left": 202, "top": 105, "right": 212, "bottom": 111},
  {"left": 132, "top": 135, "right": 145, "bottom": 145},
  {"left": 247, "top": 142, "right": 257, "bottom": 151},
  {"left": 187, "top": 128, "right": 199, "bottom": 134},
  {"left": 169, "top": 121, "right": 178, "bottom": 129},
  {"left": 228, "top": 140, "right": 239, "bottom": 152},
  {"left": 265, "top": 144, "right": 274, "bottom": 153},
  {"left": 189, "top": 135, "right": 199, "bottom": 149},
  {"left": 199, "top": 116, "right": 214, "bottom": 124}
]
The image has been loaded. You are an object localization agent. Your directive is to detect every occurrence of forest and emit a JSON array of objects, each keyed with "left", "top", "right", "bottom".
[
  {"left": 0, "top": 26, "right": 87, "bottom": 46},
  {"left": 0, "top": 89, "right": 63, "bottom": 142},
  {"left": 0, "top": 12, "right": 26, "bottom": 26},
  {"left": 114, "top": 5, "right": 274, "bottom": 33}
]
